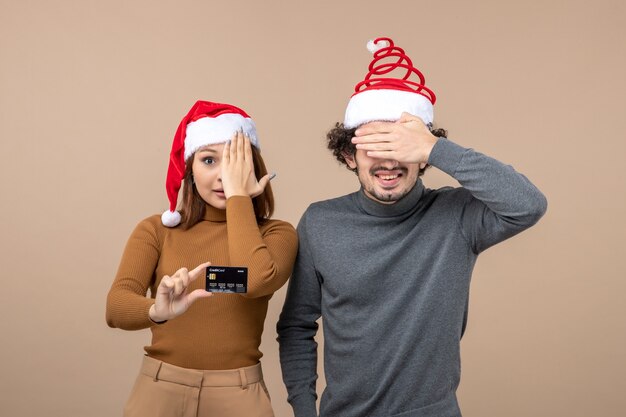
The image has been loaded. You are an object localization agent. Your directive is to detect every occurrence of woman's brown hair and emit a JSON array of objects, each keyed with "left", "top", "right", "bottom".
[{"left": 178, "top": 146, "right": 274, "bottom": 229}]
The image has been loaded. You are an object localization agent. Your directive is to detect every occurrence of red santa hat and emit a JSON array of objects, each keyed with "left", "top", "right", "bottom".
[
  {"left": 161, "top": 100, "right": 259, "bottom": 227},
  {"left": 344, "top": 37, "right": 436, "bottom": 128}
]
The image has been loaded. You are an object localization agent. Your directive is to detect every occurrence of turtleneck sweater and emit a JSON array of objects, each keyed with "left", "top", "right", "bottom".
[
  {"left": 106, "top": 196, "right": 298, "bottom": 370},
  {"left": 277, "top": 138, "right": 547, "bottom": 417}
]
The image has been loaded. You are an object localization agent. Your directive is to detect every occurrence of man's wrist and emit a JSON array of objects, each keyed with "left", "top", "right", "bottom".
[
  {"left": 426, "top": 137, "right": 466, "bottom": 176},
  {"left": 422, "top": 135, "right": 439, "bottom": 164}
]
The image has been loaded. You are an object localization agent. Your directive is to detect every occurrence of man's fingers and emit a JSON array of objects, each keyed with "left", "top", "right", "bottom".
[
  {"left": 364, "top": 150, "right": 397, "bottom": 159},
  {"left": 398, "top": 112, "right": 424, "bottom": 124},
  {"left": 398, "top": 112, "right": 413, "bottom": 123},
  {"left": 355, "top": 121, "right": 394, "bottom": 136},
  {"left": 355, "top": 142, "right": 395, "bottom": 152},
  {"left": 351, "top": 133, "right": 395, "bottom": 144},
  {"left": 189, "top": 261, "right": 212, "bottom": 281}
]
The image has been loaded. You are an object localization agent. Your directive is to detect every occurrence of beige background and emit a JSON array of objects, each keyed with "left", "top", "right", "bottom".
[{"left": 1, "top": 0, "right": 625, "bottom": 416}]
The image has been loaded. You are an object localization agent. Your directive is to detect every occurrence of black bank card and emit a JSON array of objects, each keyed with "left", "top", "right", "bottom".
[{"left": 205, "top": 266, "right": 248, "bottom": 293}]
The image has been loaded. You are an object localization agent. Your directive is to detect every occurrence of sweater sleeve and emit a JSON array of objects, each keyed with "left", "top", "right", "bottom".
[
  {"left": 106, "top": 217, "right": 160, "bottom": 330},
  {"left": 277, "top": 212, "right": 322, "bottom": 417},
  {"left": 428, "top": 138, "right": 548, "bottom": 254},
  {"left": 226, "top": 196, "right": 298, "bottom": 298}
]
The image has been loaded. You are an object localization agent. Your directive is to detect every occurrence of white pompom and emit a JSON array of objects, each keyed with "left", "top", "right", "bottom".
[
  {"left": 161, "top": 210, "right": 181, "bottom": 227},
  {"left": 366, "top": 39, "right": 389, "bottom": 54}
]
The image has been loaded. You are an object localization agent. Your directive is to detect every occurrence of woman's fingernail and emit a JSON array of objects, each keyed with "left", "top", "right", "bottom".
[{"left": 269, "top": 172, "right": 277, "bottom": 180}]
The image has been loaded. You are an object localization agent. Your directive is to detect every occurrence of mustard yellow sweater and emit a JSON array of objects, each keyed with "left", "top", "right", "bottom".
[{"left": 106, "top": 196, "right": 298, "bottom": 370}]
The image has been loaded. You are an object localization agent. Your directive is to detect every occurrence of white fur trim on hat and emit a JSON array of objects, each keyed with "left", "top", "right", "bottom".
[
  {"left": 366, "top": 39, "right": 390, "bottom": 54},
  {"left": 344, "top": 89, "right": 434, "bottom": 129},
  {"left": 161, "top": 210, "right": 181, "bottom": 227},
  {"left": 184, "top": 113, "right": 258, "bottom": 159}
]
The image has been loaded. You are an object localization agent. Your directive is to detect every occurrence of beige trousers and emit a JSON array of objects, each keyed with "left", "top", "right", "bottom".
[{"left": 124, "top": 356, "right": 274, "bottom": 417}]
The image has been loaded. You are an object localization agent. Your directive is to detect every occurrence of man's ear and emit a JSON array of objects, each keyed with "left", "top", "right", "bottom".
[{"left": 343, "top": 152, "right": 357, "bottom": 170}]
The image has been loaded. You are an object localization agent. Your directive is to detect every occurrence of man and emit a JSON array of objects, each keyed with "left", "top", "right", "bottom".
[{"left": 277, "top": 37, "right": 547, "bottom": 417}]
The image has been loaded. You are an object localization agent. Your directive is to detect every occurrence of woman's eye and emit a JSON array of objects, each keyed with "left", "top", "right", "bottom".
[{"left": 202, "top": 157, "right": 215, "bottom": 165}]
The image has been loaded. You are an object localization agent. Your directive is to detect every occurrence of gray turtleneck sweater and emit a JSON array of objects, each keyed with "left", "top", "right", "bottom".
[{"left": 277, "top": 138, "right": 547, "bottom": 417}]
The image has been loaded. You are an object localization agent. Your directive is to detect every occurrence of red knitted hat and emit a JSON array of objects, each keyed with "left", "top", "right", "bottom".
[
  {"left": 344, "top": 37, "right": 436, "bottom": 128},
  {"left": 161, "top": 100, "right": 258, "bottom": 227}
]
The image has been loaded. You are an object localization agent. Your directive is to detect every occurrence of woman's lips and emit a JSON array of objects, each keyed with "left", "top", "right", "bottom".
[{"left": 214, "top": 189, "right": 226, "bottom": 198}]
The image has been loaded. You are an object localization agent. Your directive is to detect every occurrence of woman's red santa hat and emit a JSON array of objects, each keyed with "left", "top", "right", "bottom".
[
  {"left": 344, "top": 37, "right": 436, "bottom": 128},
  {"left": 161, "top": 100, "right": 259, "bottom": 227}
]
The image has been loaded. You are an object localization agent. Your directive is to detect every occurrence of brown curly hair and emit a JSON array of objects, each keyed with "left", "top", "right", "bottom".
[{"left": 326, "top": 122, "right": 448, "bottom": 177}]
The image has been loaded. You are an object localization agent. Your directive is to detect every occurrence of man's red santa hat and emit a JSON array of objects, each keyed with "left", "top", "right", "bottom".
[
  {"left": 344, "top": 37, "right": 436, "bottom": 128},
  {"left": 162, "top": 100, "right": 259, "bottom": 227}
]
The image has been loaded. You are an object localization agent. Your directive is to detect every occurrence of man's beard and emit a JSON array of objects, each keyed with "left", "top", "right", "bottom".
[{"left": 363, "top": 184, "right": 411, "bottom": 203}]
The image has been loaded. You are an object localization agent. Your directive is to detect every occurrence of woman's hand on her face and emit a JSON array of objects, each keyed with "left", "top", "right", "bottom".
[
  {"left": 149, "top": 261, "right": 213, "bottom": 323},
  {"left": 221, "top": 131, "right": 271, "bottom": 199}
]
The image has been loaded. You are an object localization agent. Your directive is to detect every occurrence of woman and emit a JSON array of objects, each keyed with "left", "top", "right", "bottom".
[{"left": 106, "top": 100, "right": 298, "bottom": 417}]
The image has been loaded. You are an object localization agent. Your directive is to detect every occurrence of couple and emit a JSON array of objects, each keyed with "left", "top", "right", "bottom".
[{"left": 106, "top": 37, "right": 547, "bottom": 417}]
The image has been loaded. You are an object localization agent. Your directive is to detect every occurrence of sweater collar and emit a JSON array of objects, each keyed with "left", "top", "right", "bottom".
[
  {"left": 202, "top": 204, "right": 226, "bottom": 222},
  {"left": 354, "top": 180, "right": 425, "bottom": 217}
]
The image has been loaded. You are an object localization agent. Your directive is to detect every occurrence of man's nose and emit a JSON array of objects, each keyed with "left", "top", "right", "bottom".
[{"left": 381, "top": 159, "right": 400, "bottom": 169}]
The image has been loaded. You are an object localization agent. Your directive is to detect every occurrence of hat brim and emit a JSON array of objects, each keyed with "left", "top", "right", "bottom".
[{"left": 344, "top": 89, "right": 434, "bottom": 129}]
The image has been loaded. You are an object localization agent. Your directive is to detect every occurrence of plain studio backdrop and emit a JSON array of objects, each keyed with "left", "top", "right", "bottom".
[{"left": 1, "top": 1, "right": 624, "bottom": 416}]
